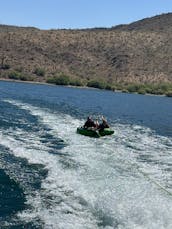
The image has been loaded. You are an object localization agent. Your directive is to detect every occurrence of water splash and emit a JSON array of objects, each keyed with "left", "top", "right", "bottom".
[{"left": 1, "top": 99, "right": 172, "bottom": 228}]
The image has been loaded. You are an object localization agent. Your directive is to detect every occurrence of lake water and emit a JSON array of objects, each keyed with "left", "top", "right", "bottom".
[{"left": 0, "top": 80, "right": 172, "bottom": 228}]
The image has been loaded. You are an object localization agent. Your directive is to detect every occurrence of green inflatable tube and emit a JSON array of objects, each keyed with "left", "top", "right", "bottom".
[{"left": 77, "top": 127, "right": 114, "bottom": 138}]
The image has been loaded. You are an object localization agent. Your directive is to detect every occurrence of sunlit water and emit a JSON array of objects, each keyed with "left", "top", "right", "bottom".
[{"left": 0, "top": 81, "right": 172, "bottom": 228}]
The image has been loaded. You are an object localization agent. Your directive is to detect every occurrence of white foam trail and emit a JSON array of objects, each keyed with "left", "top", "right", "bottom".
[{"left": 1, "top": 99, "right": 172, "bottom": 229}]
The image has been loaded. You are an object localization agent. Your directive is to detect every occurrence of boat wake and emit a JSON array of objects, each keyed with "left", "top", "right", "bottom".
[{"left": 0, "top": 99, "right": 172, "bottom": 228}]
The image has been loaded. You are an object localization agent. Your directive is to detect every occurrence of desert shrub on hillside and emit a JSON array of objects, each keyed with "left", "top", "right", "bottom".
[
  {"left": 46, "top": 74, "right": 84, "bottom": 86},
  {"left": 46, "top": 74, "right": 70, "bottom": 85},
  {"left": 34, "top": 67, "right": 45, "bottom": 76},
  {"left": 8, "top": 71, "right": 33, "bottom": 81},
  {"left": 69, "top": 78, "right": 84, "bottom": 86},
  {"left": 166, "top": 91, "right": 172, "bottom": 97},
  {"left": 87, "top": 80, "right": 106, "bottom": 89},
  {"left": 1, "top": 64, "right": 10, "bottom": 70},
  {"left": 8, "top": 71, "right": 21, "bottom": 80}
]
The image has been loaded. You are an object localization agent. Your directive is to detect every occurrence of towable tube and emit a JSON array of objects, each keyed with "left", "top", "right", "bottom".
[{"left": 77, "top": 127, "right": 114, "bottom": 138}]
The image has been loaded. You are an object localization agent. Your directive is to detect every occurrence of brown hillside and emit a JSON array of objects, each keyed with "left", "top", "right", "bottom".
[{"left": 0, "top": 13, "right": 172, "bottom": 85}]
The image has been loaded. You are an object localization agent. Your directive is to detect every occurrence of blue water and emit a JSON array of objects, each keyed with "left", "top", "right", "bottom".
[{"left": 0, "top": 80, "right": 172, "bottom": 228}]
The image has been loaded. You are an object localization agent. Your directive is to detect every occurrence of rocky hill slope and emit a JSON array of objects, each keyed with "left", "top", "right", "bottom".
[{"left": 0, "top": 13, "right": 172, "bottom": 89}]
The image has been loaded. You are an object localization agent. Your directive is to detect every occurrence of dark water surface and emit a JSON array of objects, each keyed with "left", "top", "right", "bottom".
[{"left": 0, "top": 81, "right": 172, "bottom": 228}]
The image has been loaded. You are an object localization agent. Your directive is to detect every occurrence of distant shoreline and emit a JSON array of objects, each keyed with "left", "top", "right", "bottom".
[
  {"left": 0, "top": 78, "right": 170, "bottom": 97},
  {"left": 0, "top": 78, "right": 95, "bottom": 90}
]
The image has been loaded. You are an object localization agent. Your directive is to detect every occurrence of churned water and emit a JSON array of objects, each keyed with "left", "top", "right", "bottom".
[{"left": 0, "top": 81, "right": 172, "bottom": 228}]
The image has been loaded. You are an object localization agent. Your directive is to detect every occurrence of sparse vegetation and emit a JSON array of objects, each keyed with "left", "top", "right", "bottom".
[
  {"left": 46, "top": 74, "right": 70, "bottom": 85},
  {"left": 87, "top": 80, "right": 106, "bottom": 89},
  {"left": 115, "top": 83, "right": 172, "bottom": 96},
  {"left": 1, "top": 64, "right": 10, "bottom": 70},
  {"left": 8, "top": 71, "right": 33, "bottom": 81},
  {"left": 8, "top": 71, "right": 21, "bottom": 80},
  {"left": 0, "top": 13, "right": 172, "bottom": 96},
  {"left": 46, "top": 74, "right": 84, "bottom": 87},
  {"left": 34, "top": 67, "right": 45, "bottom": 76},
  {"left": 166, "top": 91, "right": 172, "bottom": 97},
  {"left": 69, "top": 78, "right": 84, "bottom": 87}
]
